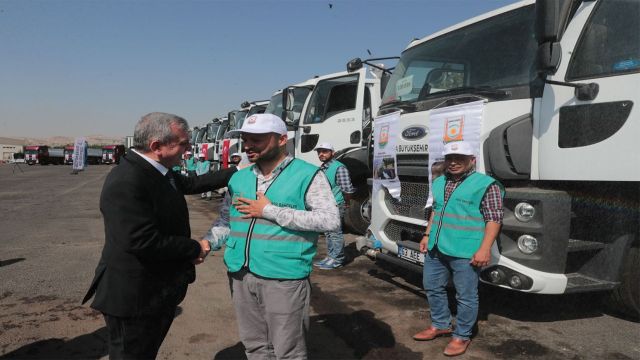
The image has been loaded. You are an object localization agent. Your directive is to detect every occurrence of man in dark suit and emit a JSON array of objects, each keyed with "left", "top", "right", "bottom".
[{"left": 82, "top": 112, "right": 236, "bottom": 359}]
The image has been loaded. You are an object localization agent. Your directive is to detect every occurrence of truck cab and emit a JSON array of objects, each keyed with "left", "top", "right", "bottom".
[
  {"left": 64, "top": 145, "right": 74, "bottom": 165},
  {"left": 276, "top": 63, "right": 394, "bottom": 233},
  {"left": 365, "top": 0, "right": 639, "bottom": 317},
  {"left": 102, "top": 145, "right": 125, "bottom": 165},
  {"left": 24, "top": 145, "right": 49, "bottom": 165}
]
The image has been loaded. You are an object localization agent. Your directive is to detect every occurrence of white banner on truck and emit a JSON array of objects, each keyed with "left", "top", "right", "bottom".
[
  {"left": 426, "top": 100, "right": 484, "bottom": 207},
  {"left": 373, "top": 111, "right": 401, "bottom": 200},
  {"left": 72, "top": 137, "right": 87, "bottom": 171}
]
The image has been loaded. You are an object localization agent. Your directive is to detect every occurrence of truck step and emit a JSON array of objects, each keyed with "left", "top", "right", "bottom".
[
  {"left": 567, "top": 238, "right": 606, "bottom": 252},
  {"left": 565, "top": 273, "right": 618, "bottom": 293}
]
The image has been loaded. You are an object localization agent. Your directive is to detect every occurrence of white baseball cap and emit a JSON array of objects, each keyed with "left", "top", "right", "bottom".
[
  {"left": 198, "top": 153, "right": 205, "bottom": 158},
  {"left": 230, "top": 152, "right": 242, "bottom": 158},
  {"left": 185, "top": 151, "right": 192, "bottom": 155},
  {"left": 227, "top": 113, "right": 287, "bottom": 136},
  {"left": 314, "top": 142, "right": 334, "bottom": 151},
  {"left": 443, "top": 141, "right": 475, "bottom": 156}
]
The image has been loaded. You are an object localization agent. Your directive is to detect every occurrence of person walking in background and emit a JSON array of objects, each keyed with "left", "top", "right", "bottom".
[
  {"left": 185, "top": 151, "right": 197, "bottom": 177},
  {"left": 82, "top": 112, "right": 236, "bottom": 359},
  {"left": 196, "top": 153, "right": 212, "bottom": 200},
  {"left": 203, "top": 114, "right": 339, "bottom": 360},
  {"left": 413, "top": 141, "right": 503, "bottom": 356},
  {"left": 312, "top": 142, "right": 355, "bottom": 270}
]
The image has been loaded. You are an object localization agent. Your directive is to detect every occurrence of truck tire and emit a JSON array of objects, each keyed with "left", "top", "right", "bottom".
[
  {"left": 344, "top": 190, "right": 371, "bottom": 235},
  {"left": 607, "top": 244, "right": 640, "bottom": 319}
]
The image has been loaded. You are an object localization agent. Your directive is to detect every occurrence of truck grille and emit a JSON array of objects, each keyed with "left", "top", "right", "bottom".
[
  {"left": 384, "top": 180, "right": 430, "bottom": 220},
  {"left": 383, "top": 220, "right": 426, "bottom": 243}
]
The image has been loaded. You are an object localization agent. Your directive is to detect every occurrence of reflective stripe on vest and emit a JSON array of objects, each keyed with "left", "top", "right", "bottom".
[
  {"left": 224, "top": 158, "right": 320, "bottom": 279},
  {"left": 323, "top": 160, "right": 345, "bottom": 205},
  {"left": 428, "top": 172, "right": 501, "bottom": 259}
]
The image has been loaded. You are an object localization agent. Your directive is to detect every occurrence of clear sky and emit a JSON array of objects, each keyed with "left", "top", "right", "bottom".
[{"left": 0, "top": 0, "right": 517, "bottom": 138}]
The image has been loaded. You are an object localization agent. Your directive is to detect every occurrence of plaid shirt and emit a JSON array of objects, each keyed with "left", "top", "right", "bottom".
[
  {"left": 443, "top": 170, "right": 503, "bottom": 224},
  {"left": 320, "top": 159, "right": 355, "bottom": 194}
]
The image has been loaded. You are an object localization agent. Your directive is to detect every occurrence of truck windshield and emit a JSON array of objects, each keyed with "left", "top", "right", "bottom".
[
  {"left": 235, "top": 110, "right": 248, "bottom": 130},
  {"left": 25, "top": 150, "right": 37, "bottom": 155},
  {"left": 216, "top": 122, "right": 229, "bottom": 141},
  {"left": 104, "top": 150, "right": 114, "bottom": 154},
  {"left": 381, "top": 4, "right": 537, "bottom": 108},
  {"left": 191, "top": 128, "right": 200, "bottom": 144},
  {"left": 206, "top": 123, "right": 220, "bottom": 142},
  {"left": 265, "top": 93, "right": 284, "bottom": 118},
  {"left": 247, "top": 105, "right": 266, "bottom": 117}
]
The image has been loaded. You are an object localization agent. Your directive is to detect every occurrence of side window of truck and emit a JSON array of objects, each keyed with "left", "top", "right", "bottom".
[
  {"left": 304, "top": 74, "right": 359, "bottom": 124},
  {"left": 566, "top": 0, "right": 640, "bottom": 80}
]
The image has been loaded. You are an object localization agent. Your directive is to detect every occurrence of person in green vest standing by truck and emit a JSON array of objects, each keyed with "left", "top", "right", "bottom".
[
  {"left": 414, "top": 141, "right": 503, "bottom": 357},
  {"left": 196, "top": 153, "right": 212, "bottom": 200},
  {"left": 202, "top": 113, "right": 339, "bottom": 360},
  {"left": 184, "top": 151, "right": 197, "bottom": 177},
  {"left": 312, "top": 142, "right": 355, "bottom": 270}
]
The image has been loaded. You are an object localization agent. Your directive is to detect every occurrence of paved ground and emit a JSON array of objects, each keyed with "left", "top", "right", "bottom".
[{"left": 0, "top": 164, "right": 639, "bottom": 359}]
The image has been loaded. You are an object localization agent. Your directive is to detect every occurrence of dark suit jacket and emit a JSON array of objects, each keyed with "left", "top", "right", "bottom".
[{"left": 82, "top": 150, "right": 236, "bottom": 317}]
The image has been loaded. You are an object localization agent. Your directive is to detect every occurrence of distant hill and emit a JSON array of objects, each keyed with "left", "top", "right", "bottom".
[{"left": 5, "top": 135, "right": 125, "bottom": 147}]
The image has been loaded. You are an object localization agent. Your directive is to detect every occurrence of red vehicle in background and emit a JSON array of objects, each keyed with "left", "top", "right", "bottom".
[
  {"left": 102, "top": 145, "right": 125, "bottom": 164},
  {"left": 64, "top": 145, "right": 74, "bottom": 165},
  {"left": 24, "top": 145, "right": 50, "bottom": 165}
]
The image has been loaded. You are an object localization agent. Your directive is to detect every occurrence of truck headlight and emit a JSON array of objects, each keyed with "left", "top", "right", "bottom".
[
  {"left": 514, "top": 202, "right": 535, "bottom": 222},
  {"left": 517, "top": 234, "right": 538, "bottom": 254}
]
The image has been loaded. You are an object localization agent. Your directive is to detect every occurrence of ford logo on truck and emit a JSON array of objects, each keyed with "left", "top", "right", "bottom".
[{"left": 401, "top": 126, "right": 427, "bottom": 140}]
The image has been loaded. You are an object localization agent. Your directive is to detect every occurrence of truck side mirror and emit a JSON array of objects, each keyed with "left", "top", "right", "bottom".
[
  {"left": 534, "top": 0, "right": 574, "bottom": 75},
  {"left": 347, "top": 58, "right": 363, "bottom": 72},
  {"left": 535, "top": 0, "right": 573, "bottom": 43},
  {"left": 537, "top": 41, "right": 562, "bottom": 75}
]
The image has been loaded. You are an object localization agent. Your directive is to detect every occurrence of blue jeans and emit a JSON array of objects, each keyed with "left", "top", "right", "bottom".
[
  {"left": 325, "top": 204, "right": 345, "bottom": 264},
  {"left": 423, "top": 249, "right": 480, "bottom": 340}
]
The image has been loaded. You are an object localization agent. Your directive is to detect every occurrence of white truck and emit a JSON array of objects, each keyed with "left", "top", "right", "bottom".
[
  {"left": 362, "top": 0, "right": 640, "bottom": 317},
  {"left": 267, "top": 61, "right": 397, "bottom": 234}
]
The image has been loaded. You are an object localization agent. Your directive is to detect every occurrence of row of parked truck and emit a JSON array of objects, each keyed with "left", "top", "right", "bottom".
[
  {"left": 23, "top": 144, "right": 126, "bottom": 166},
  {"left": 190, "top": 0, "right": 639, "bottom": 317}
]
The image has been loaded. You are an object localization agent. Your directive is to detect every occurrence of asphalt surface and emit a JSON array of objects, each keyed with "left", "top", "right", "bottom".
[{"left": 0, "top": 163, "right": 639, "bottom": 360}]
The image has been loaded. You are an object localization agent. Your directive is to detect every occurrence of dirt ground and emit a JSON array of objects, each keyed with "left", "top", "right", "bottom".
[{"left": 0, "top": 164, "right": 639, "bottom": 360}]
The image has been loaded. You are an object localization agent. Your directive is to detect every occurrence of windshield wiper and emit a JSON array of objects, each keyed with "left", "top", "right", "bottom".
[
  {"left": 380, "top": 99, "right": 416, "bottom": 111},
  {"left": 435, "top": 86, "right": 511, "bottom": 99}
]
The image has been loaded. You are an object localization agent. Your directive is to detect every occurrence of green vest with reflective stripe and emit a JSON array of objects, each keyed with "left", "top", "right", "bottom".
[
  {"left": 323, "top": 160, "right": 345, "bottom": 205},
  {"left": 428, "top": 172, "right": 502, "bottom": 259},
  {"left": 224, "top": 159, "right": 320, "bottom": 279}
]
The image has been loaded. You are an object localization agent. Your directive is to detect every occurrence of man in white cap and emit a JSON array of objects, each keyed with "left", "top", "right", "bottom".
[
  {"left": 413, "top": 140, "right": 503, "bottom": 356},
  {"left": 184, "top": 151, "right": 197, "bottom": 177},
  {"left": 202, "top": 113, "right": 339, "bottom": 360},
  {"left": 229, "top": 152, "right": 243, "bottom": 166},
  {"left": 312, "top": 142, "right": 355, "bottom": 270}
]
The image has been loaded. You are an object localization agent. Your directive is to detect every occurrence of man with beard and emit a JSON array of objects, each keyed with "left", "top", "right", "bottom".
[{"left": 203, "top": 113, "right": 339, "bottom": 360}]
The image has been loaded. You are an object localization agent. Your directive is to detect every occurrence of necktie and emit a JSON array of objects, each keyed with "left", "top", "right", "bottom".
[{"left": 166, "top": 172, "right": 177, "bottom": 190}]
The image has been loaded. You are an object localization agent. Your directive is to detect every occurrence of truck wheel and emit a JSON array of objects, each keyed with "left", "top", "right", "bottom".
[
  {"left": 344, "top": 190, "right": 371, "bottom": 235},
  {"left": 607, "top": 244, "right": 640, "bottom": 319}
]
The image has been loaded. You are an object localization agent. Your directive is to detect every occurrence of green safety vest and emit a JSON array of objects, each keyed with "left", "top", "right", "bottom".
[
  {"left": 185, "top": 158, "right": 196, "bottom": 171},
  {"left": 323, "top": 160, "right": 345, "bottom": 205},
  {"left": 428, "top": 172, "right": 503, "bottom": 259},
  {"left": 196, "top": 160, "right": 210, "bottom": 175},
  {"left": 224, "top": 159, "right": 320, "bottom": 279}
]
